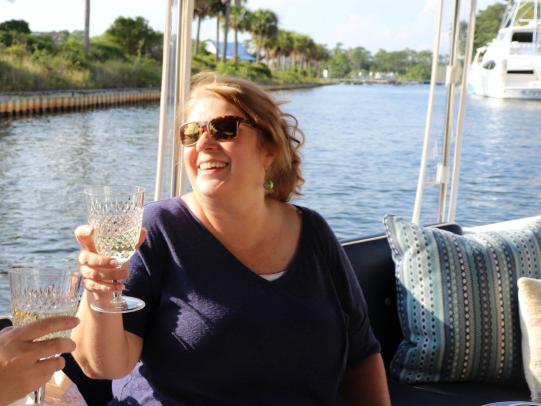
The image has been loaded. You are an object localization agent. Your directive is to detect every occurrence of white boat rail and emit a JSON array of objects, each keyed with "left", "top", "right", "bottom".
[
  {"left": 154, "top": 0, "right": 193, "bottom": 201},
  {"left": 412, "top": 0, "right": 478, "bottom": 224}
]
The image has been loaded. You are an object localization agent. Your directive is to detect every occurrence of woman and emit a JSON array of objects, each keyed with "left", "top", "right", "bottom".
[{"left": 73, "top": 72, "right": 390, "bottom": 405}]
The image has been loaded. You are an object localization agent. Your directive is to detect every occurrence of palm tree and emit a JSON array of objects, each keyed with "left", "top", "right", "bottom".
[
  {"left": 228, "top": 2, "right": 248, "bottom": 62},
  {"left": 84, "top": 0, "right": 90, "bottom": 54},
  {"left": 194, "top": 0, "right": 212, "bottom": 55},
  {"left": 221, "top": 0, "right": 231, "bottom": 63},
  {"left": 275, "top": 30, "right": 294, "bottom": 70},
  {"left": 208, "top": 0, "right": 226, "bottom": 63},
  {"left": 248, "top": 9, "right": 278, "bottom": 64}
]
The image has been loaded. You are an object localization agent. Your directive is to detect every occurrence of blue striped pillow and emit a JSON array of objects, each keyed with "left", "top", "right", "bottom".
[{"left": 384, "top": 215, "right": 541, "bottom": 384}]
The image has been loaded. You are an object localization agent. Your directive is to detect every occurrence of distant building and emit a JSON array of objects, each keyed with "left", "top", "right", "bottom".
[
  {"left": 204, "top": 41, "right": 255, "bottom": 62},
  {"left": 372, "top": 71, "right": 398, "bottom": 81}
]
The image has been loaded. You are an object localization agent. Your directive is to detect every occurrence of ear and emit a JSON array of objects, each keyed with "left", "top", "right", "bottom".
[{"left": 261, "top": 143, "right": 276, "bottom": 169}]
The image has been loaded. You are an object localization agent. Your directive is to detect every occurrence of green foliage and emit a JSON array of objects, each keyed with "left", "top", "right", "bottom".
[
  {"left": 26, "top": 34, "right": 57, "bottom": 54},
  {"left": 0, "top": 19, "right": 31, "bottom": 34},
  {"left": 349, "top": 47, "right": 372, "bottom": 71},
  {"left": 474, "top": 2, "right": 507, "bottom": 50},
  {"left": 61, "top": 36, "right": 86, "bottom": 67},
  {"left": 89, "top": 37, "right": 127, "bottom": 62},
  {"left": 323, "top": 47, "right": 352, "bottom": 78},
  {"left": 105, "top": 16, "right": 162, "bottom": 59},
  {"left": 90, "top": 57, "right": 161, "bottom": 88}
]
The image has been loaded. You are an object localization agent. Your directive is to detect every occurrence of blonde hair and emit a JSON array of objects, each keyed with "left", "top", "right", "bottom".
[{"left": 187, "top": 72, "right": 304, "bottom": 202}]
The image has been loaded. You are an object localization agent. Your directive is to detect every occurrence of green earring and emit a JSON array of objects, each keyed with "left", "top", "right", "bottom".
[{"left": 264, "top": 179, "right": 274, "bottom": 191}]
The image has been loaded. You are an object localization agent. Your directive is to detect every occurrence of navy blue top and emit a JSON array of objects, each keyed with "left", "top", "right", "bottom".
[{"left": 112, "top": 198, "right": 380, "bottom": 405}]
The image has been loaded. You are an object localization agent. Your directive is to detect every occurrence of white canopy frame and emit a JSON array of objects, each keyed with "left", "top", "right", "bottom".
[
  {"left": 154, "top": 0, "right": 194, "bottom": 201},
  {"left": 412, "top": 0, "right": 478, "bottom": 224}
]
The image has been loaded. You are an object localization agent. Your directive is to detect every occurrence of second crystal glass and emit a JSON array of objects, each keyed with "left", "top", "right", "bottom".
[{"left": 84, "top": 185, "right": 145, "bottom": 313}]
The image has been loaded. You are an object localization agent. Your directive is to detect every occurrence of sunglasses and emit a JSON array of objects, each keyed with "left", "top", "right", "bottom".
[{"left": 179, "top": 115, "right": 257, "bottom": 146}]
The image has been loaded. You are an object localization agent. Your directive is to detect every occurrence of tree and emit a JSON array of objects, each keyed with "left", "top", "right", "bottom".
[
  {"left": 349, "top": 47, "right": 372, "bottom": 72},
  {"left": 84, "top": 0, "right": 90, "bottom": 55},
  {"left": 248, "top": 9, "right": 278, "bottom": 63},
  {"left": 228, "top": 2, "right": 248, "bottom": 62},
  {"left": 207, "top": 0, "right": 226, "bottom": 62},
  {"left": 0, "top": 20, "right": 30, "bottom": 34},
  {"left": 473, "top": 2, "right": 507, "bottom": 50},
  {"left": 324, "top": 44, "right": 351, "bottom": 78},
  {"left": 194, "top": 0, "right": 213, "bottom": 55},
  {"left": 105, "top": 16, "right": 161, "bottom": 58},
  {"left": 221, "top": 0, "right": 231, "bottom": 63}
]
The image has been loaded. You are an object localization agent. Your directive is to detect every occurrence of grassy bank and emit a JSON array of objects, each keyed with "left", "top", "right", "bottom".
[{"left": 0, "top": 50, "right": 323, "bottom": 93}]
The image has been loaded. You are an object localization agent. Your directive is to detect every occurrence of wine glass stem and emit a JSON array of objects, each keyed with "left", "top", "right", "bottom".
[
  {"left": 111, "top": 280, "right": 123, "bottom": 303},
  {"left": 32, "top": 383, "right": 45, "bottom": 405}
]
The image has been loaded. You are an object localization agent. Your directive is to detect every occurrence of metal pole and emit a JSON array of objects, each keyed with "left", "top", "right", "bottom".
[
  {"left": 437, "top": 0, "right": 461, "bottom": 223},
  {"left": 173, "top": 0, "right": 194, "bottom": 196},
  {"left": 412, "top": 0, "right": 445, "bottom": 224},
  {"left": 154, "top": 0, "right": 174, "bottom": 201},
  {"left": 447, "top": 0, "right": 478, "bottom": 222}
]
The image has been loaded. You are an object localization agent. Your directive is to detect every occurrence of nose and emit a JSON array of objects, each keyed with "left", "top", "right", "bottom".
[{"left": 195, "top": 126, "right": 218, "bottom": 151}]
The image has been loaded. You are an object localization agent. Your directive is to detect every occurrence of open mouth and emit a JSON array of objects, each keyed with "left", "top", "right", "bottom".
[{"left": 198, "top": 161, "right": 228, "bottom": 171}]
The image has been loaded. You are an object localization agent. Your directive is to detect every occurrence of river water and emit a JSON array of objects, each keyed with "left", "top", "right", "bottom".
[{"left": 1, "top": 84, "right": 541, "bottom": 313}]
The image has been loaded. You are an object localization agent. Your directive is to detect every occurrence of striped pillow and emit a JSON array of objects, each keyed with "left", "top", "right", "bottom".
[{"left": 384, "top": 215, "right": 541, "bottom": 384}]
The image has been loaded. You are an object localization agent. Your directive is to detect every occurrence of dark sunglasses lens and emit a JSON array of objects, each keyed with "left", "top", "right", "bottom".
[
  {"left": 209, "top": 117, "right": 239, "bottom": 141},
  {"left": 180, "top": 122, "right": 201, "bottom": 145}
]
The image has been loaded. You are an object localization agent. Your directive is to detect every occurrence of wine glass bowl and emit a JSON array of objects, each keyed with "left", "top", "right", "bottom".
[
  {"left": 9, "top": 266, "right": 83, "bottom": 405},
  {"left": 10, "top": 267, "right": 82, "bottom": 338},
  {"left": 84, "top": 185, "right": 145, "bottom": 313}
]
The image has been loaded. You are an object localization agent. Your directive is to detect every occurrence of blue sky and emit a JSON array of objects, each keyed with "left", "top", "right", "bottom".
[{"left": 1, "top": 0, "right": 501, "bottom": 52}]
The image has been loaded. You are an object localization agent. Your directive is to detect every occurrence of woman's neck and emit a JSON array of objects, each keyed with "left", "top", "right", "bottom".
[{"left": 183, "top": 192, "right": 275, "bottom": 249}]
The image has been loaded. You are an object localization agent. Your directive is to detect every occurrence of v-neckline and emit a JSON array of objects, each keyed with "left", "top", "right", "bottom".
[{"left": 176, "top": 197, "right": 306, "bottom": 285}]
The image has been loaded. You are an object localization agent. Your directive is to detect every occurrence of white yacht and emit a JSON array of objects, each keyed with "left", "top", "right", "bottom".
[{"left": 469, "top": 0, "right": 541, "bottom": 99}]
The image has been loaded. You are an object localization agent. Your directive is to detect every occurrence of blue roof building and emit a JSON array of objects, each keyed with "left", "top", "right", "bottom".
[{"left": 204, "top": 41, "right": 255, "bottom": 62}]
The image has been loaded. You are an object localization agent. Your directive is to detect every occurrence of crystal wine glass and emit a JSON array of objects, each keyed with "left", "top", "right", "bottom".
[
  {"left": 84, "top": 185, "right": 145, "bottom": 313},
  {"left": 9, "top": 267, "right": 82, "bottom": 406}
]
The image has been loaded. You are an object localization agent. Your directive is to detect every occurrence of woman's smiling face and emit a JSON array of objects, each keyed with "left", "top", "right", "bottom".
[{"left": 183, "top": 94, "right": 274, "bottom": 203}]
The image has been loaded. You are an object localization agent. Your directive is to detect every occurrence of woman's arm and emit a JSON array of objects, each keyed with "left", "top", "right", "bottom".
[
  {"left": 341, "top": 353, "right": 391, "bottom": 406},
  {"left": 71, "top": 225, "right": 144, "bottom": 380}
]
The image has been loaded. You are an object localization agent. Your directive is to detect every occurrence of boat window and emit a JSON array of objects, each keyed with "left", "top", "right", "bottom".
[
  {"left": 511, "top": 32, "right": 533, "bottom": 42},
  {"left": 482, "top": 60, "right": 496, "bottom": 70},
  {"left": 507, "top": 69, "right": 534, "bottom": 74}
]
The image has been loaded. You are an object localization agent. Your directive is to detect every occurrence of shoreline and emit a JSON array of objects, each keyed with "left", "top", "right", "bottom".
[{"left": 0, "top": 82, "right": 331, "bottom": 118}]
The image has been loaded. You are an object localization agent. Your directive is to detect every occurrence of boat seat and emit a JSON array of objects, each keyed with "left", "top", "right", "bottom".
[{"left": 342, "top": 223, "right": 530, "bottom": 405}]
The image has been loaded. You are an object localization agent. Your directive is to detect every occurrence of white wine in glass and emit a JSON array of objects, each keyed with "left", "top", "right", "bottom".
[
  {"left": 9, "top": 267, "right": 82, "bottom": 405},
  {"left": 84, "top": 185, "right": 145, "bottom": 313}
]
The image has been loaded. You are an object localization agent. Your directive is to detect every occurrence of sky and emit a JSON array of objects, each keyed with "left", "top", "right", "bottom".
[{"left": 1, "top": 0, "right": 501, "bottom": 53}]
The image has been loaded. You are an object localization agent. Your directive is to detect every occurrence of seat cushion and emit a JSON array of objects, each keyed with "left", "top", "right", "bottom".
[
  {"left": 341, "top": 223, "right": 462, "bottom": 367},
  {"left": 385, "top": 215, "right": 541, "bottom": 384},
  {"left": 518, "top": 277, "right": 541, "bottom": 402},
  {"left": 389, "top": 379, "right": 529, "bottom": 406}
]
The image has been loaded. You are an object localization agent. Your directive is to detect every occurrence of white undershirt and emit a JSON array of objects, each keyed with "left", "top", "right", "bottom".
[{"left": 258, "top": 271, "right": 286, "bottom": 281}]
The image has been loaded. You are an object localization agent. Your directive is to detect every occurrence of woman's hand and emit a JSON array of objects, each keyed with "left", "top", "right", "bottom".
[
  {"left": 0, "top": 316, "right": 79, "bottom": 406},
  {"left": 74, "top": 225, "right": 146, "bottom": 301},
  {"left": 71, "top": 225, "right": 146, "bottom": 379}
]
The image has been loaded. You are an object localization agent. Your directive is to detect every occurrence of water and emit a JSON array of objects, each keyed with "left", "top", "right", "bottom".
[{"left": 2, "top": 84, "right": 541, "bottom": 313}]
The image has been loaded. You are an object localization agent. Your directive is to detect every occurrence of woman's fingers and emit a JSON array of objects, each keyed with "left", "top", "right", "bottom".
[
  {"left": 78, "top": 250, "right": 116, "bottom": 268},
  {"left": 74, "top": 224, "right": 97, "bottom": 252},
  {"left": 82, "top": 277, "right": 124, "bottom": 293},
  {"left": 15, "top": 317, "right": 79, "bottom": 342},
  {"left": 79, "top": 264, "right": 128, "bottom": 281},
  {"left": 27, "top": 337, "right": 76, "bottom": 360}
]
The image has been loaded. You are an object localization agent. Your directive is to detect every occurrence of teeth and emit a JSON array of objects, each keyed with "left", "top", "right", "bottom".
[{"left": 199, "top": 161, "right": 227, "bottom": 170}]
